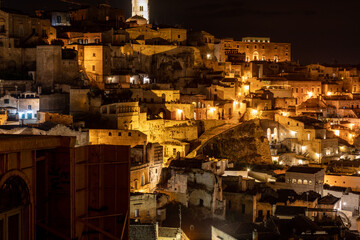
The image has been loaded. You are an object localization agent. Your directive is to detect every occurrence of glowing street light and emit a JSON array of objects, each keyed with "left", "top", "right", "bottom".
[
  {"left": 307, "top": 91, "right": 313, "bottom": 98},
  {"left": 327, "top": 92, "right": 332, "bottom": 96},
  {"left": 252, "top": 109, "right": 258, "bottom": 115},
  {"left": 334, "top": 130, "right": 340, "bottom": 136}
]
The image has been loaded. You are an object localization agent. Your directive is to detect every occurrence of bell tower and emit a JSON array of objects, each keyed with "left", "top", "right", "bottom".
[{"left": 132, "top": 0, "right": 149, "bottom": 23}]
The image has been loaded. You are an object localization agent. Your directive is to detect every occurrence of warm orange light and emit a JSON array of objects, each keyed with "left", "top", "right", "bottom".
[
  {"left": 307, "top": 92, "right": 313, "bottom": 98},
  {"left": 327, "top": 92, "right": 332, "bottom": 96},
  {"left": 334, "top": 130, "right": 340, "bottom": 136},
  {"left": 252, "top": 109, "right": 258, "bottom": 115}
]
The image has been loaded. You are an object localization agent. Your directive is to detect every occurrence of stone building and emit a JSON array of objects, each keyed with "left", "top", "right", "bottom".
[
  {"left": 130, "top": 193, "right": 157, "bottom": 223},
  {"left": 215, "top": 37, "right": 291, "bottom": 63},
  {"left": 89, "top": 129, "right": 148, "bottom": 147},
  {"left": 275, "top": 114, "right": 338, "bottom": 163},
  {"left": 69, "top": 4, "right": 125, "bottom": 28},
  {"left": 159, "top": 159, "right": 226, "bottom": 220},
  {"left": 222, "top": 176, "right": 273, "bottom": 223},
  {"left": 50, "top": 11, "right": 71, "bottom": 27},
  {"left": 0, "top": 92, "right": 39, "bottom": 121},
  {"left": 36, "top": 46, "right": 79, "bottom": 90},
  {"left": 0, "top": 9, "right": 56, "bottom": 73},
  {"left": 285, "top": 166, "right": 325, "bottom": 194}
]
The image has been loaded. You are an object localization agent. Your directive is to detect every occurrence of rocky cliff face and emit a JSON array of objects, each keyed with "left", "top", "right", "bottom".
[{"left": 202, "top": 119, "right": 272, "bottom": 164}]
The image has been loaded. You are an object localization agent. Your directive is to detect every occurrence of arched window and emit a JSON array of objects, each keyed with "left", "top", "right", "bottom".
[
  {"left": 267, "top": 128, "right": 271, "bottom": 142},
  {"left": 298, "top": 179, "right": 302, "bottom": 184},
  {"left": 303, "top": 180, "right": 308, "bottom": 185}
]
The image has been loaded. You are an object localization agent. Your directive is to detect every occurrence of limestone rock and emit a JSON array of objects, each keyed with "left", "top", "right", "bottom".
[{"left": 202, "top": 119, "right": 272, "bottom": 164}]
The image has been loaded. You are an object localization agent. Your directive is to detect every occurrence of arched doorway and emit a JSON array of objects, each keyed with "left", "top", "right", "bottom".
[
  {"left": 253, "top": 51, "right": 259, "bottom": 61},
  {"left": 0, "top": 175, "right": 31, "bottom": 239}
]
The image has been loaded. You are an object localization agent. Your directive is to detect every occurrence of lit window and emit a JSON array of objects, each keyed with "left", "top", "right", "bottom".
[
  {"left": 292, "top": 179, "right": 297, "bottom": 184},
  {"left": 298, "top": 179, "right": 302, "bottom": 184},
  {"left": 309, "top": 181, "right": 312, "bottom": 185},
  {"left": 303, "top": 180, "right": 308, "bottom": 184}
]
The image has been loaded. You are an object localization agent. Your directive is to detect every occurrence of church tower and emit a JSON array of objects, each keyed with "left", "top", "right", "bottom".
[{"left": 132, "top": 0, "right": 149, "bottom": 23}]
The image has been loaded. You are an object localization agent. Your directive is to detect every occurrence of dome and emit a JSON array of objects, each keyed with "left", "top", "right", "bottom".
[{"left": 126, "top": 15, "right": 148, "bottom": 25}]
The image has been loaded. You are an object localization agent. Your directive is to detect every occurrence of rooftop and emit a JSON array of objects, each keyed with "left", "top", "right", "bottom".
[
  {"left": 318, "top": 194, "right": 340, "bottom": 205},
  {"left": 286, "top": 166, "right": 324, "bottom": 174},
  {"left": 275, "top": 205, "right": 306, "bottom": 216}
]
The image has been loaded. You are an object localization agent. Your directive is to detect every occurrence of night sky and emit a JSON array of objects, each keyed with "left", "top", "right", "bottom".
[{"left": 3, "top": 0, "right": 360, "bottom": 65}]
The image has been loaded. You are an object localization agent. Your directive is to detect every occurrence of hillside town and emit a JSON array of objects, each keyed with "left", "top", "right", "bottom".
[{"left": 0, "top": 1, "right": 360, "bottom": 240}]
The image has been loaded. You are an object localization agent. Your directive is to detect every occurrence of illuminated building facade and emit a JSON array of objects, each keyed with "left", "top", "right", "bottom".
[
  {"left": 132, "top": 0, "right": 149, "bottom": 23},
  {"left": 216, "top": 37, "right": 291, "bottom": 63}
]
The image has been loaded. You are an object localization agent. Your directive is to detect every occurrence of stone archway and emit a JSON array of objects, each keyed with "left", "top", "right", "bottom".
[{"left": 0, "top": 171, "right": 33, "bottom": 240}]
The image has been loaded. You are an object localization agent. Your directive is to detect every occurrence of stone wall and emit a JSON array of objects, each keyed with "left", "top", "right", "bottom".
[
  {"left": 130, "top": 193, "right": 157, "bottom": 223},
  {"left": 89, "top": 129, "right": 147, "bottom": 147}
]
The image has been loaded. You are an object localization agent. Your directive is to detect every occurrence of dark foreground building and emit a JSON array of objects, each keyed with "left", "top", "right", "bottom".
[{"left": 0, "top": 135, "right": 130, "bottom": 239}]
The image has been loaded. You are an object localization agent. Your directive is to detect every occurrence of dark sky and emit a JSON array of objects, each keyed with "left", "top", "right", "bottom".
[{"left": 3, "top": 0, "right": 360, "bottom": 65}]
